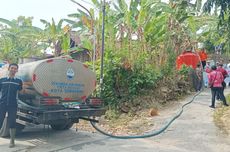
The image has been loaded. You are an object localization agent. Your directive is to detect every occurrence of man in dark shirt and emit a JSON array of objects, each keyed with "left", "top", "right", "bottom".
[{"left": 0, "top": 63, "right": 23, "bottom": 148}]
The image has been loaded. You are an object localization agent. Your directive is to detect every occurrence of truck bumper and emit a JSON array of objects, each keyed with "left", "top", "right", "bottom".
[{"left": 37, "top": 108, "right": 105, "bottom": 124}]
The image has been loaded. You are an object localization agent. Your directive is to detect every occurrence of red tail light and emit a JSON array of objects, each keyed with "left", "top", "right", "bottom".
[
  {"left": 88, "top": 98, "right": 103, "bottom": 106},
  {"left": 40, "top": 98, "right": 59, "bottom": 105}
]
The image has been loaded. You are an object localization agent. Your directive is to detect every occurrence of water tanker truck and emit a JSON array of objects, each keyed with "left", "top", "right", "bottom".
[{"left": 0, "top": 57, "right": 105, "bottom": 137}]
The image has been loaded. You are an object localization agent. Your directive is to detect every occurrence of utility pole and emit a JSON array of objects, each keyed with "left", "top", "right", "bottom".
[{"left": 100, "top": 0, "right": 105, "bottom": 97}]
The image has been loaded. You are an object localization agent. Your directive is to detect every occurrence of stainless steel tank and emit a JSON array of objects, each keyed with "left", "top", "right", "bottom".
[{"left": 0, "top": 57, "right": 97, "bottom": 103}]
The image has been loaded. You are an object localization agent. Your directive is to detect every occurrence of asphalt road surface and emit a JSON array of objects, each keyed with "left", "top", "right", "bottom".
[{"left": 0, "top": 88, "right": 230, "bottom": 152}]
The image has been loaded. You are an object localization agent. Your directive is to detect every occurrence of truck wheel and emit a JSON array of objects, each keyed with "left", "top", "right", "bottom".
[
  {"left": 0, "top": 117, "right": 10, "bottom": 137},
  {"left": 50, "top": 121, "right": 74, "bottom": 130}
]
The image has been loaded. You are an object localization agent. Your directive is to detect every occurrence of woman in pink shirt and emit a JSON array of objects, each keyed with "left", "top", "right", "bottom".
[{"left": 208, "top": 65, "right": 229, "bottom": 108}]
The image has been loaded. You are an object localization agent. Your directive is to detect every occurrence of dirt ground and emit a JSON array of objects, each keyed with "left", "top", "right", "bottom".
[
  {"left": 221, "top": 109, "right": 230, "bottom": 132},
  {"left": 77, "top": 76, "right": 193, "bottom": 135},
  {"left": 213, "top": 94, "right": 230, "bottom": 135},
  {"left": 76, "top": 89, "right": 230, "bottom": 136},
  {"left": 76, "top": 96, "right": 191, "bottom": 135}
]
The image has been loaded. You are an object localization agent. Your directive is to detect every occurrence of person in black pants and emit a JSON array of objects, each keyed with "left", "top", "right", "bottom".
[
  {"left": 208, "top": 65, "right": 229, "bottom": 108},
  {"left": 195, "top": 63, "right": 203, "bottom": 91},
  {"left": 0, "top": 63, "right": 23, "bottom": 148},
  {"left": 217, "top": 63, "right": 228, "bottom": 99}
]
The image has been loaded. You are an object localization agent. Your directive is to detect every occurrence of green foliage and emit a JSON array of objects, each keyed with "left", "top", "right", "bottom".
[
  {"left": 145, "top": 14, "right": 168, "bottom": 45},
  {"left": 130, "top": 66, "right": 162, "bottom": 94},
  {"left": 203, "top": 0, "right": 230, "bottom": 24},
  {"left": 161, "top": 47, "right": 176, "bottom": 76},
  {"left": 104, "top": 109, "right": 120, "bottom": 120},
  {"left": 178, "top": 64, "right": 191, "bottom": 76},
  {"left": 99, "top": 50, "right": 162, "bottom": 108},
  {"left": 203, "top": 0, "right": 230, "bottom": 55},
  {"left": 61, "top": 34, "right": 70, "bottom": 51},
  {"left": 204, "top": 40, "right": 215, "bottom": 53},
  {"left": 0, "top": 17, "right": 45, "bottom": 62}
]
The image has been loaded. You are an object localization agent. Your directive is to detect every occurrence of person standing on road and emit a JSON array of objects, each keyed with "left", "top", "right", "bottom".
[
  {"left": 225, "top": 61, "right": 230, "bottom": 86},
  {"left": 205, "top": 61, "right": 212, "bottom": 73},
  {"left": 216, "top": 63, "right": 228, "bottom": 100},
  {"left": 227, "top": 59, "right": 230, "bottom": 69},
  {"left": 0, "top": 63, "right": 23, "bottom": 148},
  {"left": 217, "top": 63, "right": 228, "bottom": 88},
  {"left": 198, "top": 48, "right": 208, "bottom": 69},
  {"left": 208, "top": 65, "right": 229, "bottom": 108},
  {"left": 204, "top": 61, "right": 212, "bottom": 87},
  {"left": 195, "top": 63, "right": 203, "bottom": 91}
]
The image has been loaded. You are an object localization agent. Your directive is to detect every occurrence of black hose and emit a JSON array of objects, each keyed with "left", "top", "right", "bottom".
[{"left": 90, "top": 90, "right": 202, "bottom": 139}]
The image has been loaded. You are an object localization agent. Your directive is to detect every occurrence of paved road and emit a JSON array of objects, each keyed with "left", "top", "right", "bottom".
[{"left": 0, "top": 88, "right": 230, "bottom": 152}]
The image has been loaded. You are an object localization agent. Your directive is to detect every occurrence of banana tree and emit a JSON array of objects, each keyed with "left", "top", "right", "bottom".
[
  {"left": 0, "top": 17, "right": 45, "bottom": 62},
  {"left": 204, "top": 0, "right": 230, "bottom": 55},
  {"left": 64, "top": 12, "right": 95, "bottom": 52},
  {"left": 40, "top": 18, "right": 69, "bottom": 56},
  {"left": 65, "top": 0, "right": 98, "bottom": 52}
]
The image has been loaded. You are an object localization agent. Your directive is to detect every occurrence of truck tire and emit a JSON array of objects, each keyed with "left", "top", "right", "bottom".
[
  {"left": 50, "top": 121, "right": 74, "bottom": 130},
  {"left": 0, "top": 117, "right": 10, "bottom": 137}
]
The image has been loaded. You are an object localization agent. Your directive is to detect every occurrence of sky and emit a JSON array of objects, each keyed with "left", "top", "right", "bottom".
[{"left": 0, "top": 0, "right": 93, "bottom": 28}]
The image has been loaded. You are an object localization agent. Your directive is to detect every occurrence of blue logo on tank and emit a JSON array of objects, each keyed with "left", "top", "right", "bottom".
[{"left": 66, "top": 68, "right": 74, "bottom": 80}]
